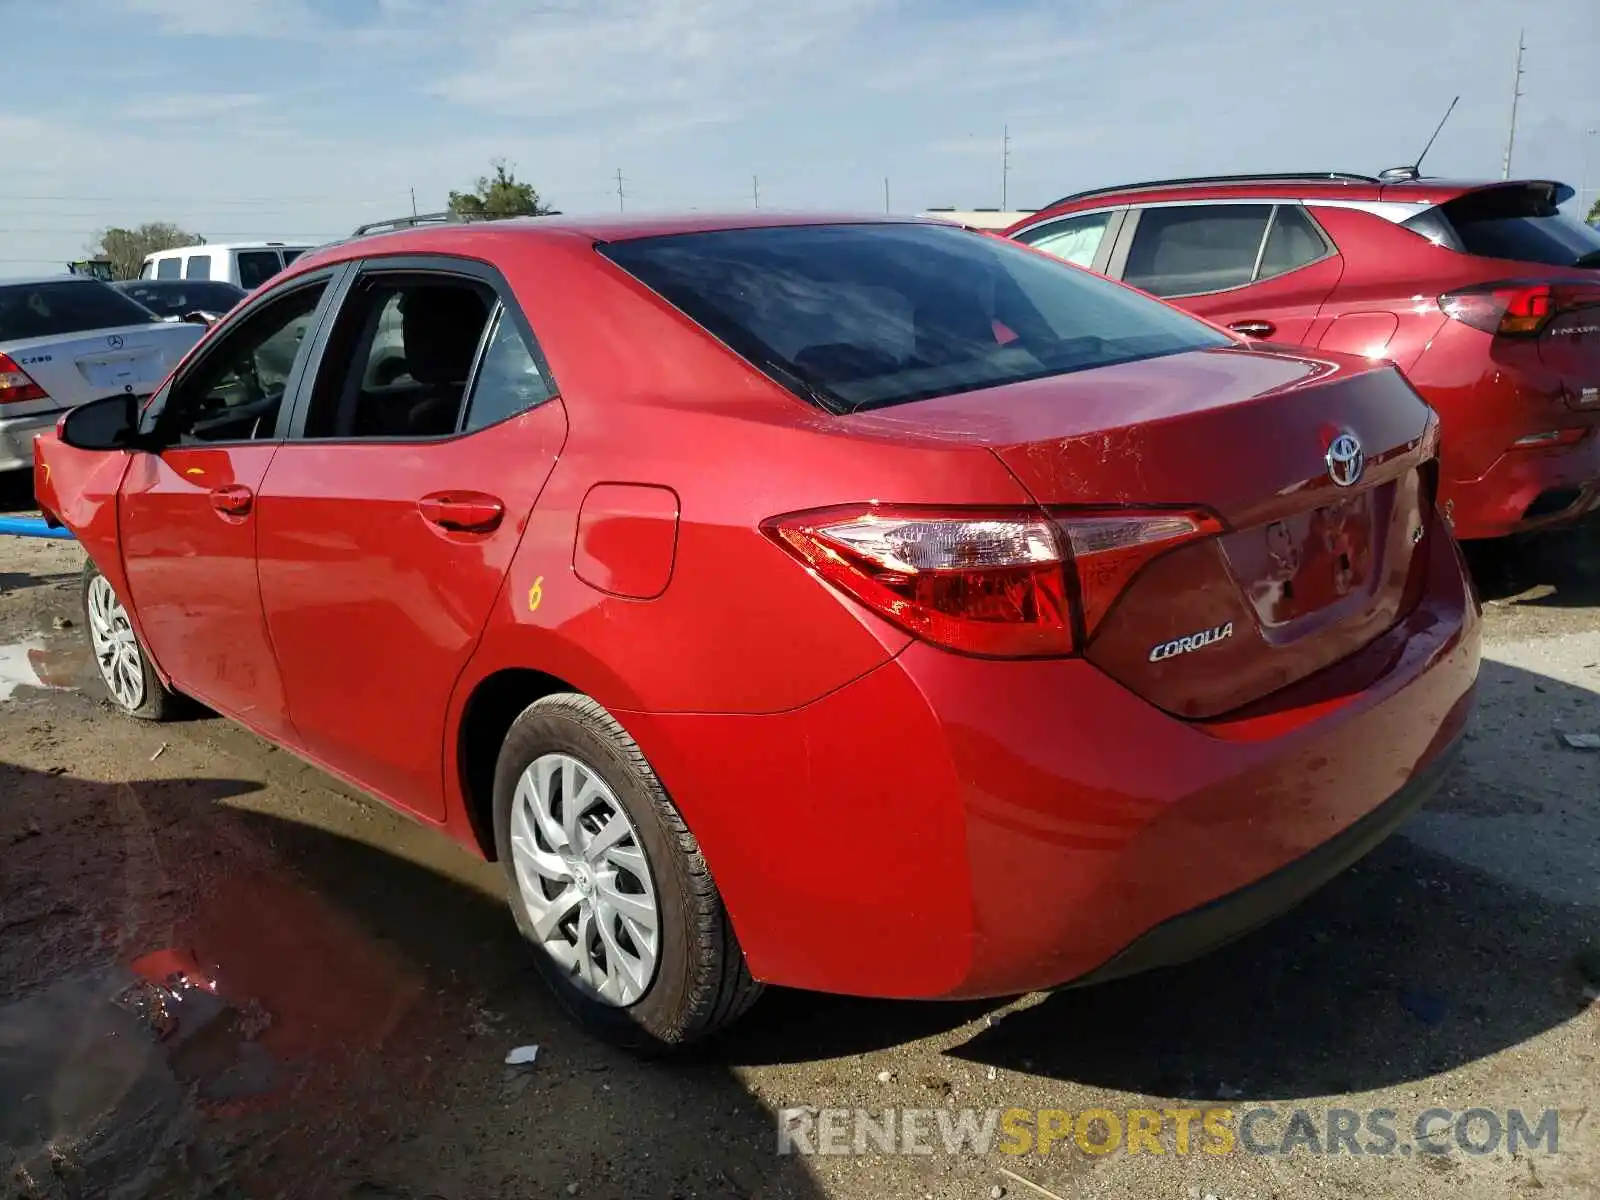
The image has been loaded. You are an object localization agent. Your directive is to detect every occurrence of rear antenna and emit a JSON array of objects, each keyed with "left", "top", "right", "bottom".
[{"left": 1382, "top": 95, "right": 1458, "bottom": 182}]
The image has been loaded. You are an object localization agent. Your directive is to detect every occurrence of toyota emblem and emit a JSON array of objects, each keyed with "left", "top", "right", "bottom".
[
  {"left": 1326, "top": 431, "right": 1364, "bottom": 488},
  {"left": 106, "top": 334, "right": 124, "bottom": 349}
]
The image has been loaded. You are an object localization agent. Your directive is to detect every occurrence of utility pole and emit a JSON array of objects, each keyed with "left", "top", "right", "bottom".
[
  {"left": 1583, "top": 128, "right": 1597, "bottom": 218},
  {"left": 1002, "top": 124, "right": 1011, "bottom": 209},
  {"left": 1502, "top": 30, "right": 1525, "bottom": 181},
  {"left": 616, "top": 168, "right": 626, "bottom": 213},
  {"left": 884, "top": 176, "right": 890, "bottom": 214},
  {"left": 753, "top": 175, "right": 760, "bottom": 209}
]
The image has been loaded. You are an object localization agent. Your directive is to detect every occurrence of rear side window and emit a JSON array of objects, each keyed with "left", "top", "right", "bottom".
[
  {"left": 237, "top": 251, "right": 282, "bottom": 290},
  {"left": 1257, "top": 206, "right": 1329, "bottom": 280},
  {"left": 1123, "top": 204, "right": 1273, "bottom": 297},
  {"left": 599, "top": 221, "right": 1230, "bottom": 413},
  {"left": 282, "top": 249, "right": 305, "bottom": 266},
  {"left": 0, "top": 280, "right": 162, "bottom": 340},
  {"left": 1420, "top": 186, "right": 1600, "bottom": 268},
  {"left": 155, "top": 256, "right": 181, "bottom": 280},
  {"left": 184, "top": 253, "right": 211, "bottom": 280}
]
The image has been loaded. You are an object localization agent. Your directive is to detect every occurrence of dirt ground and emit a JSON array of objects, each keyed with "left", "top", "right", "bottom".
[{"left": 1, "top": 475, "right": 1597, "bottom": 1200}]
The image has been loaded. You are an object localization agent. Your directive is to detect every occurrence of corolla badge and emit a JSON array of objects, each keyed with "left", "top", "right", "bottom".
[
  {"left": 1149, "top": 622, "right": 1234, "bottom": 663},
  {"left": 1325, "top": 430, "right": 1364, "bottom": 488}
]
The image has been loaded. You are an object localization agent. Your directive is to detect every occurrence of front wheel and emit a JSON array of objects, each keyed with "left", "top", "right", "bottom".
[
  {"left": 492, "top": 693, "right": 762, "bottom": 1051},
  {"left": 81, "top": 562, "right": 178, "bottom": 721}
]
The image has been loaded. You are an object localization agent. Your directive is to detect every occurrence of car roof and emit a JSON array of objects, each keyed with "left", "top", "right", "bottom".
[
  {"left": 143, "top": 241, "right": 313, "bottom": 258},
  {"left": 0, "top": 274, "right": 111, "bottom": 288},
  {"left": 1025, "top": 174, "right": 1566, "bottom": 218},
  {"left": 293, "top": 211, "right": 936, "bottom": 270}
]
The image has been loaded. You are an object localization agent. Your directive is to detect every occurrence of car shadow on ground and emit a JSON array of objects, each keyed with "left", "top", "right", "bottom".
[
  {"left": 720, "top": 656, "right": 1598, "bottom": 1103},
  {"left": 1464, "top": 518, "right": 1600, "bottom": 607},
  {"left": 0, "top": 758, "right": 827, "bottom": 1200}
]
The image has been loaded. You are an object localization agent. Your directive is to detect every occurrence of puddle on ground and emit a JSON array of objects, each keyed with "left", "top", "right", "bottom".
[{"left": 0, "top": 633, "right": 92, "bottom": 701}]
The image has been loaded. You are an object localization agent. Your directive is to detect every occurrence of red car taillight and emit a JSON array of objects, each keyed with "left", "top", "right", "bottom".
[
  {"left": 0, "top": 352, "right": 48, "bottom": 404},
  {"left": 763, "top": 504, "right": 1222, "bottom": 658},
  {"left": 1439, "top": 280, "right": 1600, "bottom": 338}
]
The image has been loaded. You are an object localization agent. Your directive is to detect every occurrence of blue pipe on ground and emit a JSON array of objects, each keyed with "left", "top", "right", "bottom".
[{"left": 0, "top": 516, "right": 76, "bottom": 540}]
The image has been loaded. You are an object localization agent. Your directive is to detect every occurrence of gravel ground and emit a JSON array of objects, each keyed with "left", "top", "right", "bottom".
[{"left": 1, "top": 487, "right": 1596, "bottom": 1200}]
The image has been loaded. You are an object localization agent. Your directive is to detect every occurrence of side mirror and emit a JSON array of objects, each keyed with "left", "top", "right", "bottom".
[{"left": 59, "top": 394, "right": 147, "bottom": 452}]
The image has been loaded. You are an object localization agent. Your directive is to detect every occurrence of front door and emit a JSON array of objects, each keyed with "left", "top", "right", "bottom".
[
  {"left": 256, "top": 259, "right": 567, "bottom": 820},
  {"left": 118, "top": 274, "right": 335, "bottom": 740}
]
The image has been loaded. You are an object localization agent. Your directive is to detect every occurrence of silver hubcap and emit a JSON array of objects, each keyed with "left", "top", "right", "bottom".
[
  {"left": 509, "top": 754, "right": 660, "bottom": 1006},
  {"left": 86, "top": 574, "right": 145, "bottom": 712}
]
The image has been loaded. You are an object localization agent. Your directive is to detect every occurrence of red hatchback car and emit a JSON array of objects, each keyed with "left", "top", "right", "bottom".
[
  {"left": 1004, "top": 173, "right": 1600, "bottom": 541},
  {"left": 34, "top": 214, "right": 1480, "bottom": 1049}
]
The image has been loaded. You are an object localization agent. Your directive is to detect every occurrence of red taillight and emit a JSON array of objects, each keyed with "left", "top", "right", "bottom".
[
  {"left": 1438, "top": 279, "right": 1599, "bottom": 338},
  {"left": 0, "top": 352, "right": 48, "bottom": 405},
  {"left": 763, "top": 504, "right": 1222, "bottom": 658}
]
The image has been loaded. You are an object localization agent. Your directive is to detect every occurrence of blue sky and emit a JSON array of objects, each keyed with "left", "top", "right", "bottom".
[{"left": 2, "top": 0, "right": 1596, "bottom": 271}]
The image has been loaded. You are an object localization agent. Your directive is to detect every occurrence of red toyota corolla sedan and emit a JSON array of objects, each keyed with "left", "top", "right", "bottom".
[{"left": 33, "top": 213, "right": 1480, "bottom": 1049}]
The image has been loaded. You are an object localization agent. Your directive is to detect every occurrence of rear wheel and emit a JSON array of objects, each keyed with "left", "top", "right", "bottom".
[
  {"left": 81, "top": 562, "right": 178, "bottom": 721},
  {"left": 492, "top": 693, "right": 762, "bottom": 1051}
]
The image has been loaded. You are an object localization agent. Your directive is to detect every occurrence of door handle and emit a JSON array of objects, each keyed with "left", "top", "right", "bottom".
[
  {"left": 418, "top": 491, "right": 505, "bottom": 533},
  {"left": 1229, "top": 320, "right": 1277, "bottom": 338},
  {"left": 209, "top": 484, "right": 254, "bottom": 516}
]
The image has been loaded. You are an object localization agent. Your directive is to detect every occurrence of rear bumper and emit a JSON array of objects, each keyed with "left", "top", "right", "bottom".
[
  {"left": 621, "top": 522, "right": 1480, "bottom": 999},
  {"left": 1444, "top": 430, "right": 1600, "bottom": 540},
  {"left": 1069, "top": 734, "right": 1462, "bottom": 986},
  {"left": 0, "top": 410, "right": 62, "bottom": 474}
]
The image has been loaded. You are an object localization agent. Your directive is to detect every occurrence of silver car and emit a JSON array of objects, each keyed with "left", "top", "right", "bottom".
[{"left": 0, "top": 277, "right": 206, "bottom": 473}]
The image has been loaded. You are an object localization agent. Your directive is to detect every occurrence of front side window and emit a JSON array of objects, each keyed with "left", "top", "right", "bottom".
[
  {"left": 600, "top": 221, "right": 1230, "bottom": 413},
  {"left": 1016, "top": 211, "right": 1114, "bottom": 268},
  {"left": 160, "top": 283, "right": 326, "bottom": 444},
  {"left": 0, "top": 280, "right": 161, "bottom": 340},
  {"left": 301, "top": 276, "right": 496, "bottom": 439},
  {"left": 1122, "top": 204, "right": 1274, "bottom": 297}
]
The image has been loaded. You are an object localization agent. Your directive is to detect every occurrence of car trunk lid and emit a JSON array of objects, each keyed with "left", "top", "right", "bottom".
[
  {"left": 850, "top": 346, "right": 1438, "bottom": 718},
  {"left": 0, "top": 322, "right": 203, "bottom": 418}
]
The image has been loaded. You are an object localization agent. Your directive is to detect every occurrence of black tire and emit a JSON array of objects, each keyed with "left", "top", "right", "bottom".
[
  {"left": 492, "top": 692, "right": 762, "bottom": 1051},
  {"left": 80, "top": 560, "right": 179, "bottom": 722}
]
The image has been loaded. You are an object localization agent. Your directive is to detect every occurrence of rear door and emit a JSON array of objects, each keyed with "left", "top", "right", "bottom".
[
  {"left": 255, "top": 255, "right": 568, "bottom": 821},
  {"left": 1112, "top": 202, "right": 1343, "bottom": 344}
]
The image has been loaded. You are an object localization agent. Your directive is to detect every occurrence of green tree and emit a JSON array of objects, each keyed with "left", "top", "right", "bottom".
[
  {"left": 1588, "top": 196, "right": 1600, "bottom": 225},
  {"left": 88, "top": 222, "right": 204, "bottom": 281},
  {"left": 447, "top": 159, "right": 554, "bottom": 218}
]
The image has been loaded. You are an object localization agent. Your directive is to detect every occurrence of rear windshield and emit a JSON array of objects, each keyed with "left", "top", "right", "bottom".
[
  {"left": 1413, "top": 186, "right": 1600, "bottom": 268},
  {"left": 115, "top": 281, "right": 247, "bottom": 317},
  {"left": 0, "top": 279, "right": 162, "bottom": 341},
  {"left": 599, "top": 222, "right": 1231, "bottom": 413}
]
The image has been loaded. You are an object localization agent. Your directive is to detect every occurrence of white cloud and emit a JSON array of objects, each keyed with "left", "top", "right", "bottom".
[{"left": 119, "top": 92, "right": 266, "bottom": 122}]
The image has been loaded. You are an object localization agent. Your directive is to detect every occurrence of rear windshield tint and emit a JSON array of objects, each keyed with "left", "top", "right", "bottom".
[
  {"left": 0, "top": 279, "right": 162, "bottom": 341},
  {"left": 599, "top": 222, "right": 1231, "bottom": 413},
  {"left": 1419, "top": 186, "right": 1600, "bottom": 268}
]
